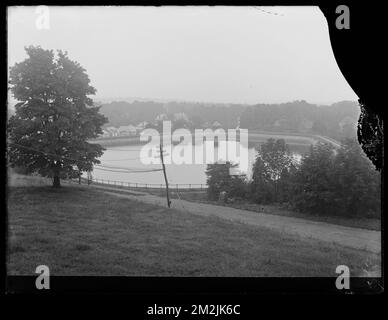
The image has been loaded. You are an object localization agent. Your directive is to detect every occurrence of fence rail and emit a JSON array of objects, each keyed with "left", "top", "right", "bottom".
[{"left": 72, "top": 177, "right": 207, "bottom": 191}]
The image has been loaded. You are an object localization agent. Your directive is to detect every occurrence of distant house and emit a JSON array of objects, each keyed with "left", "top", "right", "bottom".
[
  {"left": 274, "top": 119, "right": 287, "bottom": 128},
  {"left": 155, "top": 113, "right": 169, "bottom": 121},
  {"left": 117, "top": 125, "right": 137, "bottom": 136},
  {"left": 203, "top": 121, "right": 211, "bottom": 128},
  {"left": 100, "top": 129, "right": 111, "bottom": 138},
  {"left": 106, "top": 126, "right": 119, "bottom": 137},
  {"left": 212, "top": 121, "right": 222, "bottom": 128},
  {"left": 136, "top": 121, "right": 149, "bottom": 133}
]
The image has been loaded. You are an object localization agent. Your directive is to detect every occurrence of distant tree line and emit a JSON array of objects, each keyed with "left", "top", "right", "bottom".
[
  {"left": 100, "top": 100, "right": 360, "bottom": 141},
  {"left": 206, "top": 138, "right": 381, "bottom": 218}
]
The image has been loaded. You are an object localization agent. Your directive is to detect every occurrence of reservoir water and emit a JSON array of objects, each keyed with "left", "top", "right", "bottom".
[{"left": 90, "top": 142, "right": 308, "bottom": 187}]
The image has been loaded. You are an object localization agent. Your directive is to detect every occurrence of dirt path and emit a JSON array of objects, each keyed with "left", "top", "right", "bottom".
[{"left": 92, "top": 184, "right": 381, "bottom": 253}]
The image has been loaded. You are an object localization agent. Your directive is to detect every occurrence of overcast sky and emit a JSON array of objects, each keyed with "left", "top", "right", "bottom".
[{"left": 8, "top": 6, "right": 357, "bottom": 105}]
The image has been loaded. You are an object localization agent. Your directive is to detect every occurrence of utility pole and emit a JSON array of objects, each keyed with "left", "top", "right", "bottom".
[{"left": 159, "top": 143, "right": 171, "bottom": 208}]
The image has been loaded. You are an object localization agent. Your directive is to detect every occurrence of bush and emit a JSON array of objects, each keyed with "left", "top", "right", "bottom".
[
  {"left": 291, "top": 140, "right": 381, "bottom": 217},
  {"left": 206, "top": 162, "right": 248, "bottom": 201}
]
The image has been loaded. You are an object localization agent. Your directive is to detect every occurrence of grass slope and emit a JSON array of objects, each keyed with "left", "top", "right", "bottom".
[{"left": 7, "top": 186, "right": 380, "bottom": 276}]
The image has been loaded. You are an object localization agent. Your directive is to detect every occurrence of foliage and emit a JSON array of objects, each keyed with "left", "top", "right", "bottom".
[
  {"left": 291, "top": 140, "right": 380, "bottom": 217},
  {"left": 99, "top": 100, "right": 360, "bottom": 141},
  {"left": 332, "top": 138, "right": 381, "bottom": 216},
  {"left": 357, "top": 100, "right": 383, "bottom": 171},
  {"left": 8, "top": 46, "right": 108, "bottom": 187},
  {"left": 250, "top": 138, "right": 295, "bottom": 204},
  {"left": 291, "top": 143, "right": 337, "bottom": 215},
  {"left": 244, "top": 138, "right": 380, "bottom": 218},
  {"left": 206, "top": 162, "right": 247, "bottom": 201},
  {"left": 250, "top": 156, "right": 274, "bottom": 204}
]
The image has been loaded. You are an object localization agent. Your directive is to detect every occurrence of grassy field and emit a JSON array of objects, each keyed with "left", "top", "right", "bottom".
[
  {"left": 7, "top": 184, "right": 380, "bottom": 276},
  {"left": 10, "top": 172, "right": 379, "bottom": 231},
  {"left": 7, "top": 171, "right": 53, "bottom": 187}
]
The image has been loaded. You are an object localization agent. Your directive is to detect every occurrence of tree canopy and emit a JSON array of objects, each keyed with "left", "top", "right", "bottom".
[
  {"left": 206, "top": 138, "right": 380, "bottom": 219},
  {"left": 251, "top": 138, "right": 295, "bottom": 204},
  {"left": 8, "top": 46, "right": 108, "bottom": 187}
]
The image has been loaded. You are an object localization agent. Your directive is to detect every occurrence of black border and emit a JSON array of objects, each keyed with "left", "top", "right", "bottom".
[
  {"left": 5, "top": 276, "right": 385, "bottom": 294},
  {"left": 1, "top": 1, "right": 385, "bottom": 304}
]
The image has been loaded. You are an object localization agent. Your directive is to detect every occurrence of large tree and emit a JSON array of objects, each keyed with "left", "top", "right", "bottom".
[
  {"left": 250, "top": 138, "right": 295, "bottom": 203},
  {"left": 8, "top": 46, "right": 108, "bottom": 187},
  {"left": 292, "top": 143, "right": 337, "bottom": 215},
  {"left": 333, "top": 138, "right": 381, "bottom": 216},
  {"left": 291, "top": 140, "right": 380, "bottom": 217}
]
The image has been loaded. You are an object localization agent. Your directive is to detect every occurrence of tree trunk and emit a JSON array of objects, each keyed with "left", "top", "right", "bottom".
[
  {"left": 53, "top": 175, "right": 61, "bottom": 188},
  {"left": 52, "top": 162, "right": 61, "bottom": 188}
]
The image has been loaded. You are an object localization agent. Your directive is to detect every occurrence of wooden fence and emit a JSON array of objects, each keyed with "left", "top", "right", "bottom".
[{"left": 74, "top": 177, "right": 207, "bottom": 191}]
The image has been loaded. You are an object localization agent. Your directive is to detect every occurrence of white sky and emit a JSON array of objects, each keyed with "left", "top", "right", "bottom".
[{"left": 7, "top": 6, "right": 358, "bottom": 105}]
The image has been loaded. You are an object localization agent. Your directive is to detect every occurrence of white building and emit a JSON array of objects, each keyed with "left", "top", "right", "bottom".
[
  {"left": 117, "top": 125, "right": 137, "bottom": 136},
  {"left": 155, "top": 113, "right": 169, "bottom": 121},
  {"left": 106, "top": 126, "right": 119, "bottom": 137},
  {"left": 100, "top": 129, "right": 111, "bottom": 138}
]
